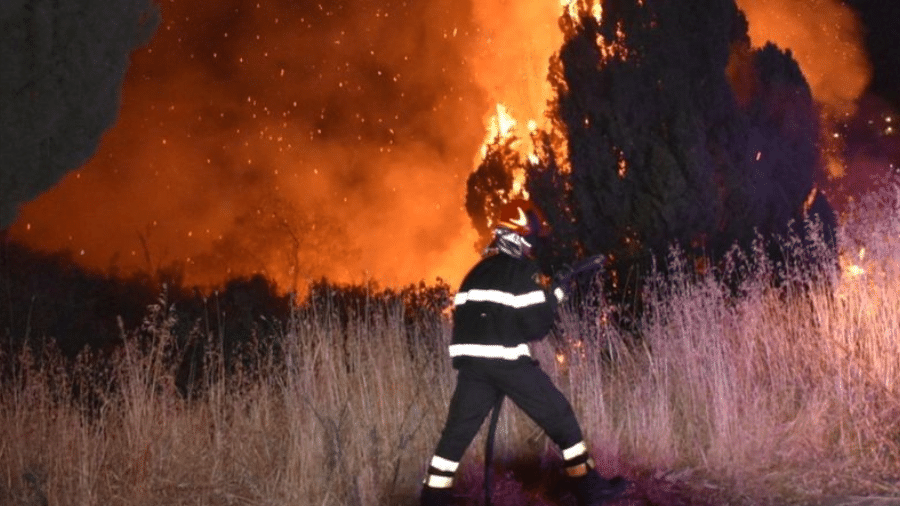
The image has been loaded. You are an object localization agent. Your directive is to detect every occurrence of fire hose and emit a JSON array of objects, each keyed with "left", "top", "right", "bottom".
[
  {"left": 482, "top": 253, "right": 608, "bottom": 506},
  {"left": 483, "top": 395, "right": 503, "bottom": 506},
  {"left": 552, "top": 253, "right": 609, "bottom": 289}
]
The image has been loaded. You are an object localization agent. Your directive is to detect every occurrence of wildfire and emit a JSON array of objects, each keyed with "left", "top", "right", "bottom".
[
  {"left": 736, "top": 0, "right": 870, "bottom": 117},
  {"left": 5, "top": 0, "right": 886, "bottom": 298}
]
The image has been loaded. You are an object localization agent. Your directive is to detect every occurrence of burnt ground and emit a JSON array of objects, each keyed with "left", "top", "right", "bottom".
[{"left": 441, "top": 457, "right": 900, "bottom": 506}]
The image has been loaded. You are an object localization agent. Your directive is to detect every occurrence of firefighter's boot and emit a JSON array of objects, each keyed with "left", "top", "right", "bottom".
[
  {"left": 573, "top": 467, "right": 628, "bottom": 506},
  {"left": 419, "top": 485, "right": 453, "bottom": 506}
]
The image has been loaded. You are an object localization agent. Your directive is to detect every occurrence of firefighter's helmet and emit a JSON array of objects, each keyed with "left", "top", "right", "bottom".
[{"left": 495, "top": 199, "right": 549, "bottom": 239}]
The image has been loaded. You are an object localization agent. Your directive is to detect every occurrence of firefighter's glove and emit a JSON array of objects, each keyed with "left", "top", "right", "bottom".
[
  {"left": 553, "top": 265, "right": 573, "bottom": 285},
  {"left": 553, "top": 284, "right": 567, "bottom": 303},
  {"left": 552, "top": 266, "right": 574, "bottom": 303}
]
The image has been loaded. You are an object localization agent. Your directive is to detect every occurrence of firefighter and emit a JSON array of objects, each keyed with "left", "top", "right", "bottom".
[{"left": 420, "top": 199, "right": 627, "bottom": 506}]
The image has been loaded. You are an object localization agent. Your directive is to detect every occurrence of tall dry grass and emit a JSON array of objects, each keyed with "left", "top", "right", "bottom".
[
  {"left": 2, "top": 291, "right": 458, "bottom": 506},
  {"left": 2, "top": 184, "right": 898, "bottom": 505}
]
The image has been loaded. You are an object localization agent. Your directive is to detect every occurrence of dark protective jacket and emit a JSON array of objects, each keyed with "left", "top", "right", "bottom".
[{"left": 449, "top": 250, "right": 559, "bottom": 369}]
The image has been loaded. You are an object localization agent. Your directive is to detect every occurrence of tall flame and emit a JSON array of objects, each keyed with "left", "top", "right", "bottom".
[
  {"left": 483, "top": 103, "right": 518, "bottom": 148},
  {"left": 480, "top": 102, "right": 530, "bottom": 200}
]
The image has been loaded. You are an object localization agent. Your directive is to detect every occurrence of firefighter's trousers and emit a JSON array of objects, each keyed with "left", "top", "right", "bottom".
[{"left": 433, "top": 359, "right": 584, "bottom": 463}]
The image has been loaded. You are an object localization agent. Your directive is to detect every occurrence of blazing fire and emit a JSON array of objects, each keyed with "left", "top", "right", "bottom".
[
  {"left": 5, "top": 0, "right": 891, "bottom": 295},
  {"left": 481, "top": 103, "right": 519, "bottom": 157},
  {"left": 480, "top": 102, "right": 531, "bottom": 201}
]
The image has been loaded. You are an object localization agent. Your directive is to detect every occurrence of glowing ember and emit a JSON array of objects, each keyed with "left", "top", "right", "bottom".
[
  {"left": 802, "top": 187, "right": 818, "bottom": 215},
  {"left": 841, "top": 246, "right": 869, "bottom": 278},
  {"left": 617, "top": 150, "right": 628, "bottom": 179},
  {"left": 560, "top": 0, "right": 603, "bottom": 23}
]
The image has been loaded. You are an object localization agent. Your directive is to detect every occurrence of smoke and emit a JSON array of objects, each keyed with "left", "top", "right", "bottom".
[
  {"left": 10, "top": 0, "right": 491, "bottom": 291},
  {"left": 734, "top": 0, "right": 900, "bottom": 201},
  {"left": 734, "top": 0, "right": 871, "bottom": 116}
]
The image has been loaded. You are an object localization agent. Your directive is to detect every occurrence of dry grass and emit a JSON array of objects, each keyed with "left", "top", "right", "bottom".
[
  {"left": 551, "top": 251, "right": 900, "bottom": 503},
  {"left": 2, "top": 186, "right": 899, "bottom": 506}
]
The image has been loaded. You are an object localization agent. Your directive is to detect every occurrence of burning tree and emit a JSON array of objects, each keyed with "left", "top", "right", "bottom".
[
  {"left": 469, "top": 0, "right": 838, "bottom": 296},
  {"left": 465, "top": 137, "right": 519, "bottom": 247}
]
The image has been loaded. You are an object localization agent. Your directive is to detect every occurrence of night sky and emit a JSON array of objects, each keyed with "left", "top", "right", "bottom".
[{"left": 6, "top": 0, "right": 899, "bottom": 293}]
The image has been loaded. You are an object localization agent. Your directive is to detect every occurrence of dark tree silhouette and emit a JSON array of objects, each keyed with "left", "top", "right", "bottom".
[
  {"left": 0, "top": 0, "right": 159, "bottom": 228},
  {"left": 465, "top": 137, "right": 522, "bottom": 251},
  {"left": 464, "top": 0, "right": 836, "bottom": 299}
]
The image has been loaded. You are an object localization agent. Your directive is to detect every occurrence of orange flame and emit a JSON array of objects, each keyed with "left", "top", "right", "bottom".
[
  {"left": 512, "top": 168, "right": 529, "bottom": 200},
  {"left": 480, "top": 103, "right": 531, "bottom": 200},
  {"left": 483, "top": 103, "right": 518, "bottom": 148}
]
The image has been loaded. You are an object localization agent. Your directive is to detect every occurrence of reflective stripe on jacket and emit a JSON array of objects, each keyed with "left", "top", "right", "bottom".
[{"left": 450, "top": 251, "right": 557, "bottom": 367}]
